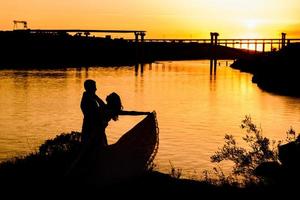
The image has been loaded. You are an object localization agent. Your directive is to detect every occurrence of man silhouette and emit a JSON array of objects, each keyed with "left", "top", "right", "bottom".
[
  {"left": 65, "top": 80, "right": 106, "bottom": 176},
  {"left": 80, "top": 79, "right": 106, "bottom": 146}
]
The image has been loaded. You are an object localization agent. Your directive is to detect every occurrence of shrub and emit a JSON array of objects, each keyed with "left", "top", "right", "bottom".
[
  {"left": 0, "top": 131, "right": 82, "bottom": 178},
  {"left": 210, "top": 116, "right": 279, "bottom": 185}
]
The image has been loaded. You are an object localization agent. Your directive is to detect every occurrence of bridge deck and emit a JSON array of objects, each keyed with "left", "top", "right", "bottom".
[{"left": 27, "top": 29, "right": 146, "bottom": 34}]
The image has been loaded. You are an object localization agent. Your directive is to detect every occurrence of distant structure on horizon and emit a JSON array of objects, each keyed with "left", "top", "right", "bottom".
[{"left": 13, "top": 20, "right": 28, "bottom": 30}]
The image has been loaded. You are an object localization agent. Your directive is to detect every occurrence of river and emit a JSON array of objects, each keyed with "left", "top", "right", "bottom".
[{"left": 0, "top": 60, "right": 299, "bottom": 177}]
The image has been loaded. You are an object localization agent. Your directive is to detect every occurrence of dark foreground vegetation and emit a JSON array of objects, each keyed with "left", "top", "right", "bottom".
[
  {"left": 0, "top": 30, "right": 249, "bottom": 68},
  {"left": 1, "top": 117, "right": 299, "bottom": 198},
  {"left": 231, "top": 43, "right": 300, "bottom": 96}
]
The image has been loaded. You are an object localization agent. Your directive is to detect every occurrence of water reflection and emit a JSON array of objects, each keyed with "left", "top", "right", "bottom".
[
  {"left": 135, "top": 65, "right": 144, "bottom": 94},
  {"left": 135, "top": 63, "right": 145, "bottom": 77},
  {"left": 210, "top": 59, "right": 217, "bottom": 76},
  {"left": 209, "top": 59, "right": 217, "bottom": 92},
  {"left": 13, "top": 70, "right": 68, "bottom": 79}
]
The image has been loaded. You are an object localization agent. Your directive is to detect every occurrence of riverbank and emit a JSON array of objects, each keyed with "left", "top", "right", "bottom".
[
  {"left": 0, "top": 132, "right": 238, "bottom": 197},
  {"left": 230, "top": 43, "right": 300, "bottom": 97},
  {"left": 1, "top": 161, "right": 297, "bottom": 199},
  {"left": 1, "top": 131, "right": 299, "bottom": 198}
]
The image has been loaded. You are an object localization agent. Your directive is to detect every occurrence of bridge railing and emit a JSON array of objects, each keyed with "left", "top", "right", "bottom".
[{"left": 127, "top": 38, "right": 300, "bottom": 52}]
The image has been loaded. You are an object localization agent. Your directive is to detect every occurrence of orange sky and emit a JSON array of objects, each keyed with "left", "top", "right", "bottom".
[{"left": 1, "top": 0, "right": 300, "bottom": 39}]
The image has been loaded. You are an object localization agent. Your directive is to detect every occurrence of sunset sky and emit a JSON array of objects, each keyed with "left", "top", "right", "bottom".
[{"left": 1, "top": 0, "right": 300, "bottom": 39}]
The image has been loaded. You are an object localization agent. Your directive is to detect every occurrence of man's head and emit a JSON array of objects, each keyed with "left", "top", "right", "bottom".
[{"left": 84, "top": 79, "right": 97, "bottom": 94}]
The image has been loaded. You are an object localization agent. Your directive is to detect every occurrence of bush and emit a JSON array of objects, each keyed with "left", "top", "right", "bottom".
[
  {"left": 210, "top": 116, "right": 280, "bottom": 185},
  {"left": 0, "top": 131, "right": 82, "bottom": 178}
]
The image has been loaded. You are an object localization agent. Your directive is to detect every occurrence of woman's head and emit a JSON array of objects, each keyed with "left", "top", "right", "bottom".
[{"left": 106, "top": 92, "right": 123, "bottom": 121}]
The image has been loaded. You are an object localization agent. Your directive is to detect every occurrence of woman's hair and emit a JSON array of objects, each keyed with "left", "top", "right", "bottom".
[{"left": 106, "top": 92, "right": 123, "bottom": 121}]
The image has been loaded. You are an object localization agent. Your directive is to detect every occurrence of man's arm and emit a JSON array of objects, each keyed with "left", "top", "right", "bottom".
[{"left": 95, "top": 95, "right": 106, "bottom": 108}]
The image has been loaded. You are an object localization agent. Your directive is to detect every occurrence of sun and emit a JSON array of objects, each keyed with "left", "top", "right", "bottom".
[{"left": 245, "top": 20, "right": 258, "bottom": 29}]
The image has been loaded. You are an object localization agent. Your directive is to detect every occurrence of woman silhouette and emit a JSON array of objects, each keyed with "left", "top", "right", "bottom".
[{"left": 99, "top": 92, "right": 151, "bottom": 146}]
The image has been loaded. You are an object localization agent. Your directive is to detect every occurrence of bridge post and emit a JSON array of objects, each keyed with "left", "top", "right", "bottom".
[
  {"left": 210, "top": 32, "right": 219, "bottom": 46},
  {"left": 134, "top": 31, "right": 146, "bottom": 63},
  {"left": 134, "top": 32, "right": 140, "bottom": 62},
  {"left": 281, "top": 32, "right": 286, "bottom": 48},
  {"left": 134, "top": 32, "right": 139, "bottom": 43},
  {"left": 262, "top": 40, "right": 265, "bottom": 52},
  {"left": 247, "top": 40, "right": 250, "bottom": 51},
  {"left": 140, "top": 32, "right": 145, "bottom": 63},
  {"left": 214, "top": 33, "right": 219, "bottom": 46},
  {"left": 140, "top": 32, "right": 145, "bottom": 42},
  {"left": 255, "top": 40, "right": 257, "bottom": 52},
  {"left": 271, "top": 40, "right": 273, "bottom": 51},
  {"left": 210, "top": 32, "right": 219, "bottom": 75},
  {"left": 210, "top": 32, "right": 214, "bottom": 46}
]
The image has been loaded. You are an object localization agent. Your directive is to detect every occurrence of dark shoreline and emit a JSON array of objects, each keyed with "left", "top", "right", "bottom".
[
  {"left": 0, "top": 30, "right": 250, "bottom": 68},
  {"left": 230, "top": 43, "right": 300, "bottom": 97},
  {"left": 1, "top": 132, "right": 300, "bottom": 198}
]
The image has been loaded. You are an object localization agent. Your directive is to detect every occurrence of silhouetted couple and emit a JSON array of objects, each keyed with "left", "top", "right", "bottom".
[
  {"left": 81, "top": 79, "right": 150, "bottom": 150},
  {"left": 67, "top": 79, "right": 150, "bottom": 177}
]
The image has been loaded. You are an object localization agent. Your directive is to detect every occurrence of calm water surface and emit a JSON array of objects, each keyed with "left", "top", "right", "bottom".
[{"left": 0, "top": 60, "right": 299, "bottom": 176}]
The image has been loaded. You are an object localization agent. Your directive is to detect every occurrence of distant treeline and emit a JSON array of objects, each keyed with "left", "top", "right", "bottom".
[{"left": 0, "top": 31, "right": 250, "bottom": 67}]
